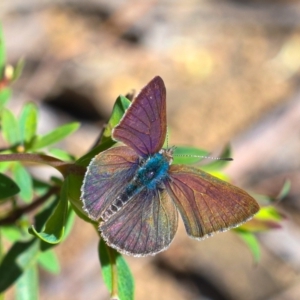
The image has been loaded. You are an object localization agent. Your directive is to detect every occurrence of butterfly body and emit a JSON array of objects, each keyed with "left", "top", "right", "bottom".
[
  {"left": 101, "top": 150, "right": 171, "bottom": 221},
  {"left": 81, "top": 76, "right": 259, "bottom": 256}
]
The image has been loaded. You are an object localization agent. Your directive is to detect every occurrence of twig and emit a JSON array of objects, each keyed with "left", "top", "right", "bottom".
[{"left": 0, "top": 186, "right": 60, "bottom": 226}]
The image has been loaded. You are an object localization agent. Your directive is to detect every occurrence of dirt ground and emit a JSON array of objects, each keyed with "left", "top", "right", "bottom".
[{"left": 1, "top": 0, "right": 300, "bottom": 299}]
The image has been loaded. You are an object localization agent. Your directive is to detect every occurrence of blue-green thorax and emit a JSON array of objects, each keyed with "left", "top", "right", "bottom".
[{"left": 135, "top": 150, "right": 171, "bottom": 190}]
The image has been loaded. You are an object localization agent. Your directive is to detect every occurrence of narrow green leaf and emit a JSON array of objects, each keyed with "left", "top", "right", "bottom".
[
  {"left": 1, "top": 108, "right": 20, "bottom": 145},
  {"left": 276, "top": 179, "right": 291, "bottom": 201},
  {"left": 38, "top": 249, "right": 60, "bottom": 274},
  {"left": 31, "top": 122, "right": 80, "bottom": 150},
  {"left": 63, "top": 205, "right": 76, "bottom": 240},
  {"left": 101, "top": 95, "right": 131, "bottom": 142},
  {"left": 1, "top": 226, "right": 22, "bottom": 242},
  {"left": 67, "top": 173, "right": 93, "bottom": 223},
  {"left": 115, "top": 252, "right": 134, "bottom": 300},
  {"left": 255, "top": 206, "right": 284, "bottom": 222},
  {"left": 0, "top": 172, "right": 20, "bottom": 200},
  {"left": 48, "top": 148, "right": 75, "bottom": 162},
  {"left": 0, "top": 238, "right": 40, "bottom": 292},
  {"left": 12, "top": 163, "right": 33, "bottom": 203},
  {"left": 19, "top": 103, "right": 38, "bottom": 145},
  {"left": 29, "top": 180, "right": 69, "bottom": 244},
  {"left": 0, "top": 231, "right": 3, "bottom": 300},
  {"left": 16, "top": 262, "right": 38, "bottom": 300},
  {"left": 34, "top": 196, "right": 59, "bottom": 232},
  {"left": 0, "top": 88, "right": 11, "bottom": 109},
  {"left": 12, "top": 58, "right": 25, "bottom": 81},
  {"left": 99, "top": 239, "right": 113, "bottom": 295},
  {"left": 99, "top": 240, "right": 134, "bottom": 300},
  {"left": 0, "top": 24, "right": 5, "bottom": 72},
  {"left": 207, "top": 170, "right": 230, "bottom": 182},
  {"left": 236, "top": 230, "right": 260, "bottom": 263},
  {"left": 173, "top": 146, "right": 209, "bottom": 165},
  {"left": 0, "top": 161, "right": 10, "bottom": 173}
]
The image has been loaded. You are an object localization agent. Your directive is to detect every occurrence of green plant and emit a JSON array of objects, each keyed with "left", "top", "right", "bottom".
[{"left": 0, "top": 24, "right": 287, "bottom": 300}]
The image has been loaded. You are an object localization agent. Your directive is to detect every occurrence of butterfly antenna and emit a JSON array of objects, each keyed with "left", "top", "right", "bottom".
[
  {"left": 174, "top": 154, "right": 233, "bottom": 161},
  {"left": 166, "top": 127, "right": 169, "bottom": 148}
]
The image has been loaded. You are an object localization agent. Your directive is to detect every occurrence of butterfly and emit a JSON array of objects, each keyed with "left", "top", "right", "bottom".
[{"left": 81, "top": 76, "right": 260, "bottom": 257}]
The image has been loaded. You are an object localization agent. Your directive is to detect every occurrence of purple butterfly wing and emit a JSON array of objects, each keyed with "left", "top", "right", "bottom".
[
  {"left": 81, "top": 146, "right": 139, "bottom": 221},
  {"left": 112, "top": 76, "right": 167, "bottom": 157},
  {"left": 165, "top": 165, "right": 259, "bottom": 239},
  {"left": 100, "top": 188, "right": 178, "bottom": 256}
]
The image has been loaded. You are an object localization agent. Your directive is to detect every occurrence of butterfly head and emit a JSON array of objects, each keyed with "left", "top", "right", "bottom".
[{"left": 160, "top": 146, "right": 175, "bottom": 165}]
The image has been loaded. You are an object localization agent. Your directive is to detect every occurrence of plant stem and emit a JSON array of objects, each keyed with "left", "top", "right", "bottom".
[
  {"left": 107, "top": 246, "right": 119, "bottom": 299},
  {"left": 0, "top": 153, "right": 85, "bottom": 177},
  {"left": 0, "top": 186, "right": 59, "bottom": 225}
]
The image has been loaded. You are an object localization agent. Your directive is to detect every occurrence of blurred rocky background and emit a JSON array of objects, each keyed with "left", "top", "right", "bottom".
[{"left": 1, "top": 0, "right": 300, "bottom": 299}]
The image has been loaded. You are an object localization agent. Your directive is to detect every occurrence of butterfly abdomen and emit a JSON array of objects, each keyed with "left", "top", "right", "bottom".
[{"left": 101, "top": 183, "right": 139, "bottom": 221}]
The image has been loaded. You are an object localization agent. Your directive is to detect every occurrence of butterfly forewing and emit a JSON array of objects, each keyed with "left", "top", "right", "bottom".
[
  {"left": 112, "top": 76, "right": 167, "bottom": 157},
  {"left": 100, "top": 188, "right": 178, "bottom": 256},
  {"left": 81, "top": 146, "right": 139, "bottom": 220},
  {"left": 165, "top": 165, "right": 260, "bottom": 239}
]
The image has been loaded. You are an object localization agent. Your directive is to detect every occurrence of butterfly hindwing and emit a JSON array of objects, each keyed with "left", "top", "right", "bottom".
[
  {"left": 100, "top": 188, "right": 178, "bottom": 256},
  {"left": 165, "top": 165, "right": 260, "bottom": 239},
  {"left": 81, "top": 146, "right": 139, "bottom": 220},
  {"left": 112, "top": 76, "right": 167, "bottom": 157}
]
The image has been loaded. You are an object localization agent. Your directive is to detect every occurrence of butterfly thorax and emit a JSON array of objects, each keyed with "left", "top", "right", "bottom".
[
  {"left": 101, "top": 150, "right": 172, "bottom": 221},
  {"left": 135, "top": 152, "right": 170, "bottom": 190}
]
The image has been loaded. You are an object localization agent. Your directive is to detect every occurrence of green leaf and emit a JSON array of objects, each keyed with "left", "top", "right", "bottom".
[
  {"left": 12, "top": 163, "right": 33, "bottom": 203},
  {"left": 207, "top": 170, "right": 230, "bottom": 182},
  {"left": 67, "top": 173, "right": 93, "bottom": 223},
  {"left": 31, "top": 122, "right": 80, "bottom": 150},
  {"left": 1, "top": 108, "right": 20, "bottom": 145},
  {"left": 0, "top": 88, "right": 11, "bottom": 110},
  {"left": 63, "top": 205, "right": 76, "bottom": 240},
  {"left": 115, "top": 251, "right": 134, "bottom": 300},
  {"left": 0, "top": 172, "right": 20, "bottom": 200},
  {"left": 0, "top": 161, "right": 10, "bottom": 173},
  {"left": 48, "top": 148, "right": 75, "bottom": 162},
  {"left": 16, "top": 262, "right": 38, "bottom": 300},
  {"left": 12, "top": 58, "right": 25, "bottom": 81},
  {"left": 29, "top": 180, "right": 69, "bottom": 244},
  {"left": 38, "top": 249, "right": 60, "bottom": 274},
  {"left": 1, "top": 226, "right": 22, "bottom": 242},
  {"left": 200, "top": 144, "right": 232, "bottom": 172},
  {"left": 173, "top": 146, "right": 209, "bottom": 165},
  {"left": 99, "top": 240, "right": 134, "bottom": 300},
  {"left": 276, "top": 179, "right": 291, "bottom": 201},
  {"left": 102, "top": 95, "right": 131, "bottom": 142},
  {"left": 34, "top": 196, "right": 59, "bottom": 232},
  {"left": 0, "top": 24, "right": 5, "bottom": 72},
  {"left": 0, "top": 238, "right": 40, "bottom": 292},
  {"left": 255, "top": 206, "right": 284, "bottom": 222},
  {"left": 19, "top": 103, "right": 38, "bottom": 145},
  {"left": 236, "top": 230, "right": 260, "bottom": 263}
]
